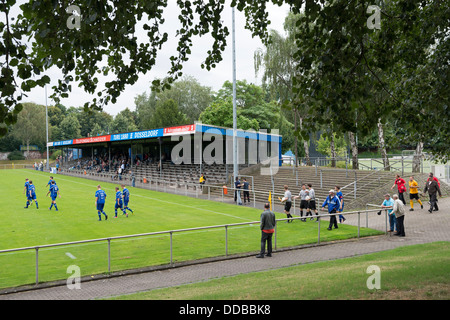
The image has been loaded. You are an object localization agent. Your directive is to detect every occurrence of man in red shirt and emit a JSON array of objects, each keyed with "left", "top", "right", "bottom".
[
  {"left": 391, "top": 174, "right": 407, "bottom": 205},
  {"left": 427, "top": 172, "right": 440, "bottom": 187}
]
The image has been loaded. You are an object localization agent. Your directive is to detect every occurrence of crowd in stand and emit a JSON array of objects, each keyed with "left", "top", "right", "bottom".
[{"left": 67, "top": 151, "right": 131, "bottom": 178}]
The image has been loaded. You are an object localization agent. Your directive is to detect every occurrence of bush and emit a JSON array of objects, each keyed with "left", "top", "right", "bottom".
[
  {"left": 50, "top": 149, "right": 62, "bottom": 160},
  {"left": 7, "top": 150, "right": 25, "bottom": 160}
]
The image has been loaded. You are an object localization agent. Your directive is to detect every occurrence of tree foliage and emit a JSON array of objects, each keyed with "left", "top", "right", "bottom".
[{"left": 1, "top": 0, "right": 448, "bottom": 159}]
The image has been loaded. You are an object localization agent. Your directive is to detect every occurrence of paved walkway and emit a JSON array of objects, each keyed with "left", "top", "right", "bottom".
[{"left": 1, "top": 197, "right": 449, "bottom": 300}]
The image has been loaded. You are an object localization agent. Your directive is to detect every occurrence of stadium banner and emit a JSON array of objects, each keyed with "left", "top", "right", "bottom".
[
  {"left": 196, "top": 123, "right": 281, "bottom": 143},
  {"left": 73, "top": 135, "right": 111, "bottom": 145},
  {"left": 163, "top": 124, "right": 196, "bottom": 136},
  {"left": 50, "top": 140, "right": 73, "bottom": 147},
  {"left": 111, "top": 128, "right": 164, "bottom": 142}
]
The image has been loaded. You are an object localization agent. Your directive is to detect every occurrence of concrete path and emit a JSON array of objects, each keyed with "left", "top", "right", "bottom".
[{"left": 1, "top": 197, "right": 449, "bottom": 300}]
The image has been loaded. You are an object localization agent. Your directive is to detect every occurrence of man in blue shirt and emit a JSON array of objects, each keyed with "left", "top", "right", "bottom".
[
  {"left": 321, "top": 189, "right": 341, "bottom": 230},
  {"left": 381, "top": 194, "right": 396, "bottom": 233},
  {"left": 114, "top": 187, "right": 126, "bottom": 218},
  {"left": 335, "top": 185, "right": 346, "bottom": 223},
  {"left": 95, "top": 185, "right": 108, "bottom": 221},
  {"left": 45, "top": 176, "right": 54, "bottom": 190},
  {"left": 46, "top": 181, "right": 60, "bottom": 211},
  {"left": 121, "top": 184, "right": 134, "bottom": 215},
  {"left": 24, "top": 178, "right": 32, "bottom": 208},
  {"left": 26, "top": 180, "right": 39, "bottom": 209}
]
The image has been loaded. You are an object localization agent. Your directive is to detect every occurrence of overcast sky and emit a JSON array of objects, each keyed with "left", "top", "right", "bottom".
[{"left": 19, "top": 2, "right": 291, "bottom": 116}]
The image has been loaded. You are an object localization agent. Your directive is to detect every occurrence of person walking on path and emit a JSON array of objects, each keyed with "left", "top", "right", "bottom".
[
  {"left": 392, "top": 194, "right": 406, "bottom": 237},
  {"left": 321, "top": 189, "right": 342, "bottom": 231},
  {"left": 256, "top": 203, "right": 276, "bottom": 258},
  {"left": 423, "top": 173, "right": 442, "bottom": 213},
  {"left": 408, "top": 176, "right": 423, "bottom": 211},
  {"left": 391, "top": 174, "right": 407, "bottom": 205}
]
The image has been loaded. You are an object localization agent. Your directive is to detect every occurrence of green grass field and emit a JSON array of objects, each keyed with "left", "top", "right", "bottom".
[
  {"left": 109, "top": 242, "right": 450, "bottom": 300},
  {"left": 0, "top": 169, "right": 382, "bottom": 289}
]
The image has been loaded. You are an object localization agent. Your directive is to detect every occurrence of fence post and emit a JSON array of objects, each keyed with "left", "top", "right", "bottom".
[
  {"left": 354, "top": 171, "right": 357, "bottom": 199},
  {"left": 225, "top": 225, "right": 228, "bottom": 256},
  {"left": 320, "top": 170, "right": 323, "bottom": 188},
  {"left": 35, "top": 247, "right": 39, "bottom": 285},
  {"left": 274, "top": 223, "right": 277, "bottom": 251},
  {"left": 357, "top": 212, "right": 360, "bottom": 239},
  {"left": 170, "top": 232, "right": 173, "bottom": 265},
  {"left": 317, "top": 217, "right": 321, "bottom": 244},
  {"left": 107, "top": 238, "right": 111, "bottom": 273}
]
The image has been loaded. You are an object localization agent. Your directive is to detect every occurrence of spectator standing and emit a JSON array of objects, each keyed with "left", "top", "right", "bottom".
[
  {"left": 392, "top": 194, "right": 406, "bottom": 237},
  {"left": 256, "top": 203, "right": 276, "bottom": 258},
  {"left": 242, "top": 178, "right": 250, "bottom": 204},
  {"left": 381, "top": 194, "right": 396, "bottom": 233},
  {"left": 234, "top": 177, "right": 242, "bottom": 205}
]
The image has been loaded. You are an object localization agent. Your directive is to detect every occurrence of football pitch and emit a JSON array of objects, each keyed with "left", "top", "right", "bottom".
[{"left": 0, "top": 169, "right": 382, "bottom": 289}]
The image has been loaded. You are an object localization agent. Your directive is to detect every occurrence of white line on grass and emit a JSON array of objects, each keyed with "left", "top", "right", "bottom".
[
  {"left": 65, "top": 252, "right": 77, "bottom": 259},
  {"left": 21, "top": 170, "right": 252, "bottom": 222}
]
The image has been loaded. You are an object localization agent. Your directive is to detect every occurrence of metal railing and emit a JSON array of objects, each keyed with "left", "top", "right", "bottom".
[{"left": 0, "top": 207, "right": 389, "bottom": 286}]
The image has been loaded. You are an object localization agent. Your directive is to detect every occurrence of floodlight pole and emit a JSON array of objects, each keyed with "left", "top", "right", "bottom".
[
  {"left": 232, "top": 6, "right": 238, "bottom": 182},
  {"left": 45, "top": 85, "right": 49, "bottom": 171}
]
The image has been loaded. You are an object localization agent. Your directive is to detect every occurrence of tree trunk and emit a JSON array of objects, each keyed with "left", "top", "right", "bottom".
[
  {"left": 412, "top": 141, "right": 423, "bottom": 173},
  {"left": 377, "top": 119, "right": 390, "bottom": 171},
  {"left": 299, "top": 115, "right": 311, "bottom": 166},
  {"left": 330, "top": 134, "right": 337, "bottom": 168},
  {"left": 348, "top": 131, "right": 359, "bottom": 170}
]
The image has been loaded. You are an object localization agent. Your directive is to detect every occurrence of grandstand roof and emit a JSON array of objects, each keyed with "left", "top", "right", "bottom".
[{"left": 47, "top": 123, "right": 282, "bottom": 148}]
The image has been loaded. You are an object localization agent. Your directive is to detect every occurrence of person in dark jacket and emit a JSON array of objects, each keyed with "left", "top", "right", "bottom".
[
  {"left": 256, "top": 203, "right": 276, "bottom": 258},
  {"left": 423, "top": 173, "right": 442, "bottom": 213}
]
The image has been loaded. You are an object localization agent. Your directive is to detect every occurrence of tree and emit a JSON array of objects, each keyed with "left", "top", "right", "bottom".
[
  {"left": 135, "top": 91, "right": 158, "bottom": 130},
  {"left": 59, "top": 114, "right": 81, "bottom": 140},
  {"left": 292, "top": 1, "right": 449, "bottom": 160},
  {"left": 148, "top": 99, "right": 189, "bottom": 129},
  {"left": 10, "top": 103, "right": 46, "bottom": 154},
  {"left": 199, "top": 80, "right": 294, "bottom": 153},
  {"left": 255, "top": 12, "right": 315, "bottom": 166},
  {"left": 155, "top": 75, "right": 214, "bottom": 123},
  {"left": 2, "top": 1, "right": 448, "bottom": 161}
]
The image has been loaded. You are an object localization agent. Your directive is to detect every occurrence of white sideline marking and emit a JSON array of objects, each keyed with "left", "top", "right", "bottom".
[{"left": 65, "top": 252, "right": 77, "bottom": 259}]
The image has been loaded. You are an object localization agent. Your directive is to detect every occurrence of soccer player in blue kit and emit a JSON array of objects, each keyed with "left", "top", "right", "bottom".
[
  {"left": 114, "top": 186, "right": 126, "bottom": 218},
  {"left": 26, "top": 180, "right": 39, "bottom": 209},
  {"left": 24, "top": 178, "right": 32, "bottom": 208},
  {"left": 121, "top": 184, "right": 134, "bottom": 215},
  {"left": 95, "top": 185, "right": 108, "bottom": 221},
  {"left": 46, "top": 181, "right": 60, "bottom": 211}
]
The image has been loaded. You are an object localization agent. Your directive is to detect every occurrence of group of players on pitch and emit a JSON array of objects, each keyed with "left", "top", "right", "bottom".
[
  {"left": 23, "top": 176, "right": 133, "bottom": 221},
  {"left": 279, "top": 184, "right": 345, "bottom": 230}
]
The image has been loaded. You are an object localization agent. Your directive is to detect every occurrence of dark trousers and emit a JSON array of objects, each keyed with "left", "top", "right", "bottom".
[
  {"left": 243, "top": 190, "right": 250, "bottom": 203},
  {"left": 399, "top": 192, "right": 406, "bottom": 205},
  {"left": 329, "top": 209, "right": 338, "bottom": 229},
  {"left": 396, "top": 215, "right": 405, "bottom": 236},
  {"left": 260, "top": 231, "right": 273, "bottom": 255},
  {"left": 429, "top": 193, "right": 439, "bottom": 211}
]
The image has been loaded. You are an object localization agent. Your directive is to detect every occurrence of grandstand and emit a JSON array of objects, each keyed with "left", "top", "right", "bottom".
[{"left": 51, "top": 123, "right": 449, "bottom": 211}]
